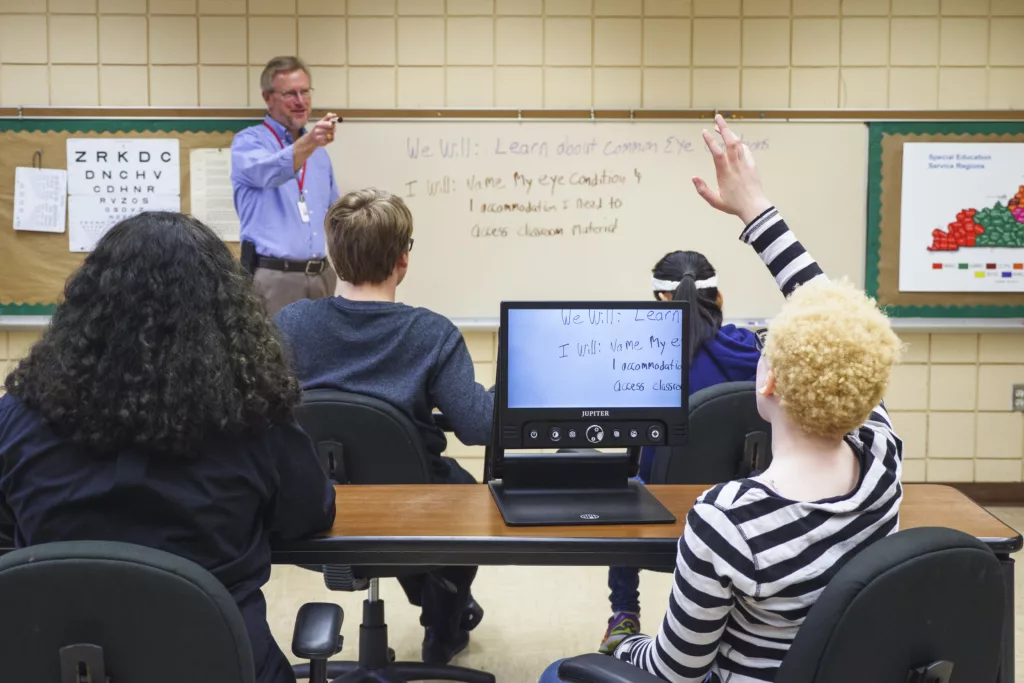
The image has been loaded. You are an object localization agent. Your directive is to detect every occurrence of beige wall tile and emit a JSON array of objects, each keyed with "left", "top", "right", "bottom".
[
  {"left": 841, "top": 18, "right": 889, "bottom": 66},
  {"left": 742, "top": 18, "right": 790, "bottom": 66},
  {"left": 400, "top": 0, "right": 446, "bottom": 12},
  {"left": 495, "top": 66, "right": 543, "bottom": 105},
  {"left": 200, "top": 17, "right": 247, "bottom": 65},
  {"left": 248, "top": 17, "right": 297, "bottom": 65},
  {"left": 792, "top": 18, "right": 840, "bottom": 66},
  {"left": 496, "top": 17, "right": 543, "bottom": 65},
  {"left": 840, "top": 67, "right": 888, "bottom": 106},
  {"left": 497, "top": 0, "right": 542, "bottom": 12},
  {"left": 889, "top": 67, "right": 938, "bottom": 107},
  {"left": 645, "top": 0, "right": 692, "bottom": 15},
  {"left": 643, "top": 19, "right": 690, "bottom": 66},
  {"left": 248, "top": 65, "right": 264, "bottom": 105},
  {"left": 310, "top": 66, "right": 346, "bottom": 106},
  {"left": 979, "top": 334, "right": 1024, "bottom": 363},
  {"left": 99, "top": 65, "right": 148, "bottom": 104},
  {"left": 695, "top": 0, "right": 739, "bottom": 13},
  {"left": 544, "top": 66, "right": 592, "bottom": 105},
  {"left": 939, "top": 17, "right": 989, "bottom": 65},
  {"left": 693, "top": 18, "right": 741, "bottom": 66},
  {"left": 741, "top": 67, "right": 790, "bottom": 106},
  {"left": 901, "top": 459, "right": 926, "bottom": 482},
  {"left": 546, "top": 0, "right": 592, "bottom": 13},
  {"left": 926, "top": 410, "right": 974, "bottom": 454},
  {"left": 940, "top": 0, "right": 989, "bottom": 14},
  {"left": 793, "top": 0, "right": 839, "bottom": 14},
  {"left": 447, "top": 18, "right": 494, "bottom": 65},
  {"left": 150, "top": 17, "right": 197, "bottom": 64},
  {"left": 149, "top": 65, "right": 198, "bottom": 105},
  {"left": 929, "top": 364, "right": 977, "bottom": 410},
  {"left": 1, "top": 65, "right": 50, "bottom": 104},
  {"left": 975, "top": 459, "right": 1022, "bottom": 482},
  {"left": 842, "top": 0, "right": 890, "bottom": 13},
  {"left": 890, "top": 17, "right": 939, "bottom": 65},
  {"left": 594, "top": 66, "right": 642, "bottom": 105},
  {"left": 642, "top": 67, "right": 691, "bottom": 106},
  {"left": 742, "top": 0, "right": 790, "bottom": 15},
  {"left": 976, "top": 413, "right": 1024, "bottom": 459},
  {"left": 595, "top": 0, "right": 642, "bottom": 13},
  {"left": 199, "top": 65, "right": 247, "bottom": 105},
  {"left": 397, "top": 66, "right": 446, "bottom": 106},
  {"left": 348, "top": 66, "right": 396, "bottom": 106},
  {"left": 988, "top": 68, "right": 1024, "bottom": 108},
  {"left": 464, "top": 331, "right": 496, "bottom": 361},
  {"left": 99, "top": 0, "right": 146, "bottom": 10},
  {"left": 927, "top": 458, "right": 974, "bottom": 482},
  {"left": 892, "top": 0, "right": 938, "bottom": 12},
  {"left": 892, "top": 411, "right": 927, "bottom": 459},
  {"left": 692, "top": 67, "right": 740, "bottom": 106},
  {"left": 594, "top": 18, "right": 642, "bottom": 65},
  {"left": 446, "top": 66, "right": 494, "bottom": 104},
  {"left": 545, "top": 18, "right": 592, "bottom": 66},
  {"left": 399, "top": 17, "right": 445, "bottom": 65},
  {"left": 348, "top": 18, "right": 395, "bottom": 66},
  {"left": 50, "top": 15, "right": 98, "bottom": 64},
  {"left": 978, "top": 365, "right": 1024, "bottom": 411},
  {"left": 149, "top": 0, "right": 195, "bottom": 12},
  {"left": 938, "top": 67, "right": 987, "bottom": 108},
  {"left": 1, "top": 0, "right": 45, "bottom": 9},
  {"left": 249, "top": 0, "right": 294, "bottom": 13},
  {"left": 299, "top": 17, "right": 347, "bottom": 66},
  {"left": 50, "top": 0, "right": 96, "bottom": 12},
  {"left": 199, "top": 0, "right": 246, "bottom": 12},
  {"left": 0, "top": 334, "right": 7, "bottom": 360},
  {"left": 473, "top": 362, "right": 496, "bottom": 384},
  {"left": 790, "top": 67, "right": 839, "bottom": 107},
  {"left": 50, "top": 65, "right": 99, "bottom": 104},
  {"left": 348, "top": 0, "right": 396, "bottom": 12},
  {"left": 899, "top": 333, "right": 931, "bottom": 363},
  {"left": 992, "top": 0, "right": 1024, "bottom": 14},
  {"left": 448, "top": 0, "right": 494, "bottom": 12},
  {"left": 886, "top": 363, "right": 929, "bottom": 411},
  {"left": 0, "top": 16, "right": 48, "bottom": 64},
  {"left": 991, "top": 19, "right": 1024, "bottom": 66},
  {"left": 7, "top": 331, "right": 42, "bottom": 359},
  {"left": 930, "top": 333, "right": 978, "bottom": 363},
  {"left": 297, "top": 0, "right": 347, "bottom": 12},
  {"left": 99, "top": 16, "right": 147, "bottom": 65}
]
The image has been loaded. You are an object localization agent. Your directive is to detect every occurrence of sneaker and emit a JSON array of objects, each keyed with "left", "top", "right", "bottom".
[
  {"left": 422, "top": 627, "right": 470, "bottom": 664},
  {"left": 599, "top": 612, "right": 640, "bottom": 655}
]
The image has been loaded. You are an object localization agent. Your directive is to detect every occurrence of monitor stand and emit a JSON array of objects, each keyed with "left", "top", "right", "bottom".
[{"left": 487, "top": 453, "right": 676, "bottom": 527}]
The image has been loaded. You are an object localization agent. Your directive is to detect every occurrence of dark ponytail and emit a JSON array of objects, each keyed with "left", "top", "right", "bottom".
[{"left": 652, "top": 251, "right": 723, "bottom": 364}]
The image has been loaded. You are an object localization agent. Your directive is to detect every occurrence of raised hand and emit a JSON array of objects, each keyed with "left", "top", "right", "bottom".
[
  {"left": 309, "top": 113, "right": 339, "bottom": 147},
  {"left": 692, "top": 114, "right": 773, "bottom": 225}
]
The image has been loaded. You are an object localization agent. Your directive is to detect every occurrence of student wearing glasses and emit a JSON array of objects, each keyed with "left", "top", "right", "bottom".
[
  {"left": 273, "top": 189, "right": 493, "bottom": 667},
  {"left": 231, "top": 55, "right": 341, "bottom": 315}
]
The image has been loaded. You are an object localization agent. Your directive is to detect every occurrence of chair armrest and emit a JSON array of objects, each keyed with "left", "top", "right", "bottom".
[
  {"left": 557, "top": 654, "right": 664, "bottom": 683},
  {"left": 292, "top": 602, "right": 344, "bottom": 660}
]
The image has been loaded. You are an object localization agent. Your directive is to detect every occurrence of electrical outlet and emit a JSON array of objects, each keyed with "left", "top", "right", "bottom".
[{"left": 1015, "top": 385, "right": 1024, "bottom": 412}]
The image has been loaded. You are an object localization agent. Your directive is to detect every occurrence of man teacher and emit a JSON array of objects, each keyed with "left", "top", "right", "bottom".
[{"left": 232, "top": 56, "right": 340, "bottom": 315}]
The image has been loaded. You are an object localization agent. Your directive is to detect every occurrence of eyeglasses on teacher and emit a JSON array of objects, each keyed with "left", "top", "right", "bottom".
[{"left": 276, "top": 88, "right": 314, "bottom": 101}]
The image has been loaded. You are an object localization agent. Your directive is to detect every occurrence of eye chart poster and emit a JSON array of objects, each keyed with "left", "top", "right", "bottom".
[{"left": 66, "top": 139, "right": 181, "bottom": 252}]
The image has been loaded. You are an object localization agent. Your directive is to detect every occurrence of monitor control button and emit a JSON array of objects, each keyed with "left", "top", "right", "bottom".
[
  {"left": 550, "top": 427, "right": 562, "bottom": 441},
  {"left": 568, "top": 429, "right": 577, "bottom": 439},
  {"left": 612, "top": 429, "right": 621, "bottom": 439},
  {"left": 629, "top": 429, "right": 639, "bottom": 438},
  {"left": 586, "top": 425, "right": 604, "bottom": 444},
  {"left": 529, "top": 429, "right": 539, "bottom": 440},
  {"left": 648, "top": 425, "right": 662, "bottom": 441}
]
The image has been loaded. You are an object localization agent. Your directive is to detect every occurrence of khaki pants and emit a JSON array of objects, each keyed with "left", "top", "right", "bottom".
[{"left": 253, "top": 266, "right": 338, "bottom": 317}]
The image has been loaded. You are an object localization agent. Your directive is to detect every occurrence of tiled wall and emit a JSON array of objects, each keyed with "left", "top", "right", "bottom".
[
  {"left": 4, "top": 328, "right": 1024, "bottom": 482},
  {"left": 1, "top": 0, "right": 1023, "bottom": 108}
]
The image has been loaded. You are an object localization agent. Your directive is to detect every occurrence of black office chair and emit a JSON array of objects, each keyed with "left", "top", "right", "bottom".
[
  {"left": 647, "top": 381, "right": 772, "bottom": 485},
  {"left": 0, "top": 540, "right": 343, "bottom": 683},
  {"left": 556, "top": 527, "right": 1006, "bottom": 683},
  {"left": 292, "top": 388, "right": 494, "bottom": 683}
]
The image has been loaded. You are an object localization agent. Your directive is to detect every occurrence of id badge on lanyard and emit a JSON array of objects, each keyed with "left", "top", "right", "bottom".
[
  {"left": 264, "top": 121, "right": 310, "bottom": 224},
  {"left": 297, "top": 194, "right": 310, "bottom": 223}
]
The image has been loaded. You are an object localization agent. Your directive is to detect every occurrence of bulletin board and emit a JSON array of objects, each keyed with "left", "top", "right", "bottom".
[{"left": 867, "top": 122, "right": 1024, "bottom": 317}]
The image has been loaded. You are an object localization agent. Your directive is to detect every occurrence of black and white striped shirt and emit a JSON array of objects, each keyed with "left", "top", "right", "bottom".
[{"left": 613, "top": 208, "right": 904, "bottom": 683}]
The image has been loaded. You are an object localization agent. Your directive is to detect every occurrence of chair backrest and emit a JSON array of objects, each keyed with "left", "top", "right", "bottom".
[
  {"left": 776, "top": 527, "right": 1005, "bottom": 683},
  {"left": 0, "top": 540, "right": 254, "bottom": 683},
  {"left": 648, "top": 381, "right": 772, "bottom": 484},
  {"left": 293, "top": 388, "right": 435, "bottom": 485}
]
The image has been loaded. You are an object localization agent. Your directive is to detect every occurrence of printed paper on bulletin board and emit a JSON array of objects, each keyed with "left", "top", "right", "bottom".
[{"left": 867, "top": 123, "right": 1024, "bottom": 317}]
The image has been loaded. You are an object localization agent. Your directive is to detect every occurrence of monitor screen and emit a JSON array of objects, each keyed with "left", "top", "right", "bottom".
[{"left": 506, "top": 307, "right": 685, "bottom": 410}]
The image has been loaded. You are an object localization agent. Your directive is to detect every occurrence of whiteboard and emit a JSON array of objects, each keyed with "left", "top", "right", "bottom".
[{"left": 329, "top": 121, "right": 868, "bottom": 321}]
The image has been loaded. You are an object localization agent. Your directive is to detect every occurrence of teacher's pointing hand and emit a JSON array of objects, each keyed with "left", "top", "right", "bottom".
[
  {"left": 310, "top": 112, "right": 339, "bottom": 147},
  {"left": 692, "top": 114, "right": 773, "bottom": 225}
]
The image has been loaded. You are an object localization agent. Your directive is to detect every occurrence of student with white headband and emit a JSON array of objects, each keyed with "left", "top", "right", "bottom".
[{"left": 598, "top": 246, "right": 762, "bottom": 654}]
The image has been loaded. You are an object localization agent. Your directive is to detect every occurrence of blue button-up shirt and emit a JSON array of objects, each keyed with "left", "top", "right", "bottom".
[{"left": 230, "top": 115, "right": 339, "bottom": 260}]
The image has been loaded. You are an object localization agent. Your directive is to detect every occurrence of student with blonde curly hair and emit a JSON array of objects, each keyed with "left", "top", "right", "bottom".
[{"left": 541, "top": 114, "right": 903, "bottom": 683}]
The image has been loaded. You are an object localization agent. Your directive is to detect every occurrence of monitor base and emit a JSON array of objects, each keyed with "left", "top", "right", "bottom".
[{"left": 488, "top": 479, "right": 676, "bottom": 527}]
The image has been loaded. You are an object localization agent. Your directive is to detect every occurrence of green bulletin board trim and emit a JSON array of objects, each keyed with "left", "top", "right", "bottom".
[
  {"left": 0, "top": 118, "right": 258, "bottom": 315},
  {"left": 867, "top": 122, "right": 1024, "bottom": 318}
]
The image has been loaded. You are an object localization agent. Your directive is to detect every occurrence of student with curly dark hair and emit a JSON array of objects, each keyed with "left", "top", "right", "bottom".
[{"left": 0, "top": 212, "right": 336, "bottom": 683}]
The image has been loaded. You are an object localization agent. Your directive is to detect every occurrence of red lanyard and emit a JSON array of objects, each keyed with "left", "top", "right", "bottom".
[{"left": 263, "top": 121, "right": 307, "bottom": 198}]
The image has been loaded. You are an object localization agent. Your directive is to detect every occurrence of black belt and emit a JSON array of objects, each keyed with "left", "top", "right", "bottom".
[{"left": 254, "top": 255, "right": 327, "bottom": 275}]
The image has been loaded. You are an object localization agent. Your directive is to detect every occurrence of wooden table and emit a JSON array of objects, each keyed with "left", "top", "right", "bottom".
[{"left": 271, "top": 483, "right": 1021, "bottom": 683}]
